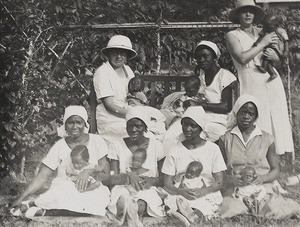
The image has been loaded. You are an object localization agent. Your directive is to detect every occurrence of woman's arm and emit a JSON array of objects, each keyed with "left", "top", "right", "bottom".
[
  {"left": 201, "top": 82, "right": 235, "bottom": 114},
  {"left": 253, "top": 142, "right": 280, "bottom": 184},
  {"left": 11, "top": 164, "right": 53, "bottom": 208},
  {"left": 226, "top": 32, "right": 278, "bottom": 65},
  {"left": 101, "top": 96, "right": 127, "bottom": 118},
  {"left": 164, "top": 174, "right": 195, "bottom": 200}
]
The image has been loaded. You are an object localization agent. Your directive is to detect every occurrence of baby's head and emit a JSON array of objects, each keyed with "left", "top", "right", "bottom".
[
  {"left": 173, "top": 99, "right": 184, "bottom": 116},
  {"left": 70, "top": 145, "right": 89, "bottom": 171},
  {"left": 185, "top": 161, "right": 203, "bottom": 179},
  {"left": 132, "top": 148, "right": 147, "bottom": 170},
  {"left": 184, "top": 76, "right": 200, "bottom": 97},
  {"left": 263, "top": 13, "right": 281, "bottom": 33},
  {"left": 240, "top": 166, "right": 256, "bottom": 185},
  {"left": 128, "top": 76, "right": 145, "bottom": 95},
  {"left": 183, "top": 99, "right": 197, "bottom": 111}
]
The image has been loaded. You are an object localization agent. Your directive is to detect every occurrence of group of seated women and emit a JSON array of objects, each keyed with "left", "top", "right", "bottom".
[{"left": 10, "top": 0, "right": 299, "bottom": 225}]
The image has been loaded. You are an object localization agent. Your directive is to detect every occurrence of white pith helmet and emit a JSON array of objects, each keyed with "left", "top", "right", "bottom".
[{"left": 101, "top": 35, "right": 137, "bottom": 59}]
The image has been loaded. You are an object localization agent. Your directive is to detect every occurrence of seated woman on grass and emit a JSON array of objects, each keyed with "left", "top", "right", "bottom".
[
  {"left": 10, "top": 105, "right": 111, "bottom": 218},
  {"left": 106, "top": 107, "right": 166, "bottom": 227},
  {"left": 218, "top": 95, "right": 300, "bottom": 219},
  {"left": 162, "top": 106, "right": 226, "bottom": 225}
]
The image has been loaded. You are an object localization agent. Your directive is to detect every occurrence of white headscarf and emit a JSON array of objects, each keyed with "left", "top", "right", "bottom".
[
  {"left": 57, "top": 105, "right": 90, "bottom": 137},
  {"left": 181, "top": 106, "right": 207, "bottom": 130},
  {"left": 227, "top": 95, "right": 259, "bottom": 131},
  {"left": 126, "top": 107, "right": 151, "bottom": 128},
  {"left": 179, "top": 106, "right": 207, "bottom": 140}
]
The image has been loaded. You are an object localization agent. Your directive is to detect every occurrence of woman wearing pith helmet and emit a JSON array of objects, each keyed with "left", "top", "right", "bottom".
[{"left": 93, "top": 35, "right": 137, "bottom": 139}]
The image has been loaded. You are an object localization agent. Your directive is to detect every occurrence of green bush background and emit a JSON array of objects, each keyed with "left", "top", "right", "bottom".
[{"left": 1, "top": 0, "right": 300, "bottom": 181}]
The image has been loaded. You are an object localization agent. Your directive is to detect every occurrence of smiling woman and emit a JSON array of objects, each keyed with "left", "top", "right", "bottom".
[
  {"left": 93, "top": 35, "right": 137, "bottom": 139},
  {"left": 10, "top": 105, "right": 111, "bottom": 217},
  {"left": 162, "top": 106, "right": 226, "bottom": 222},
  {"left": 106, "top": 107, "right": 166, "bottom": 226}
]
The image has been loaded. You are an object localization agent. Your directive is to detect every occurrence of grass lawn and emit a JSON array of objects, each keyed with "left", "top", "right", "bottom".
[{"left": 1, "top": 156, "right": 300, "bottom": 227}]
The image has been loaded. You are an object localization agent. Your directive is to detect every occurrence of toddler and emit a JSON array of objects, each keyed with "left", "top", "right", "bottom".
[
  {"left": 66, "top": 145, "right": 101, "bottom": 191},
  {"left": 232, "top": 166, "right": 266, "bottom": 214},
  {"left": 180, "top": 75, "right": 206, "bottom": 104},
  {"left": 253, "top": 13, "right": 289, "bottom": 80},
  {"left": 127, "top": 76, "right": 149, "bottom": 106}
]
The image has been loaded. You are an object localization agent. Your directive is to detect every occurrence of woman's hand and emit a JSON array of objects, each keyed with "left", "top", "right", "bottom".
[
  {"left": 10, "top": 197, "right": 23, "bottom": 209},
  {"left": 252, "top": 175, "right": 265, "bottom": 185},
  {"left": 178, "top": 188, "right": 197, "bottom": 200},
  {"left": 264, "top": 48, "right": 280, "bottom": 65},
  {"left": 128, "top": 172, "right": 144, "bottom": 191},
  {"left": 260, "top": 32, "right": 279, "bottom": 47},
  {"left": 140, "top": 177, "right": 156, "bottom": 190},
  {"left": 226, "top": 175, "right": 244, "bottom": 187},
  {"left": 75, "top": 169, "right": 92, "bottom": 192},
  {"left": 189, "top": 188, "right": 207, "bottom": 199}
]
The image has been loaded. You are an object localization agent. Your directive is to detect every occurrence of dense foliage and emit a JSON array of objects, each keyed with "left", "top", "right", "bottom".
[{"left": 1, "top": 0, "right": 300, "bottom": 180}]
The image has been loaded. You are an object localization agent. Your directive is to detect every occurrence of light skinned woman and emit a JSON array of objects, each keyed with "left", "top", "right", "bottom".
[
  {"left": 93, "top": 35, "right": 137, "bottom": 138},
  {"left": 162, "top": 106, "right": 226, "bottom": 222},
  {"left": 225, "top": 0, "right": 294, "bottom": 155},
  {"left": 107, "top": 107, "right": 166, "bottom": 227},
  {"left": 11, "top": 105, "right": 111, "bottom": 217},
  {"left": 218, "top": 95, "right": 300, "bottom": 219}
]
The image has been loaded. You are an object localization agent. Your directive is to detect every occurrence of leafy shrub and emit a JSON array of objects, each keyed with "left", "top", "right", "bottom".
[{"left": 0, "top": 0, "right": 299, "bottom": 180}]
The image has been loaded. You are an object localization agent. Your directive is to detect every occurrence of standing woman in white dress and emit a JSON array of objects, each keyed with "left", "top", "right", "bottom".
[{"left": 225, "top": 0, "right": 294, "bottom": 155}]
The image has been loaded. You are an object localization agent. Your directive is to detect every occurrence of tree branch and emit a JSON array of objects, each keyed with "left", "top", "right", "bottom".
[{"left": 0, "top": 0, "right": 28, "bottom": 39}]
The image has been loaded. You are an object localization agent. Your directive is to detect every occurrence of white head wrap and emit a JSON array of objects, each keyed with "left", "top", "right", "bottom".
[
  {"left": 195, "top": 41, "right": 221, "bottom": 60},
  {"left": 181, "top": 106, "right": 207, "bottom": 130},
  {"left": 57, "top": 105, "right": 90, "bottom": 138},
  {"left": 178, "top": 106, "right": 207, "bottom": 140},
  {"left": 125, "top": 106, "right": 151, "bottom": 128},
  {"left": 227, "top": 95, "right": 259, "bottom": 131}
]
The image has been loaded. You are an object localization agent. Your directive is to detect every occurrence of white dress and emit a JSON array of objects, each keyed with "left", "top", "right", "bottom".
[
  {"left": 162, "top": 140, "right": 226, "bottom": 217},
  {"left": 107, "top": 136, "right": 166, "bottom": 217},
  {"left": 34, "top": 134, "right": 111, "bottom": 216},
  {"left": 162, "top": 68, "right": 236, "bottom": 153},
  {"left": 198, "top": 68, "right": 236, "bottom": 142},
  {"left": 93, "top": 62, "right": 134, "bottom": 138},
  {"left": 227, "top": 27, "right": 294, "bottom": 155}
]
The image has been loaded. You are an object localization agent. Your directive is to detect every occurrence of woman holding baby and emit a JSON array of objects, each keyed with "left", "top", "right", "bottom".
[
  {"left": 162, "top": 106, "right": 226, "bottom": 224},
  {"left": 11, "top": 105, "right": 111, "bottom": 217},
  {"left": 218, "top": 95, "right": 300, "bottom": 218},
  {"left": 106, "top": 107, "right": 166, "bottom": 227},
  {"left": 226, "top": 0, "right": 293, "bottom": 156}
]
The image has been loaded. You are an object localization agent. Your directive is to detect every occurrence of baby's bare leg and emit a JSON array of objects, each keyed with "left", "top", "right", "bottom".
[{"left": 266, "top": 61, "right": 278, "bottom": 80}]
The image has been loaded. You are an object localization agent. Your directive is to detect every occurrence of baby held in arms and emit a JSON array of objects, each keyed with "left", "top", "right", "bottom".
[
  {"left": 66, "top": 145, "right": 102, "bottom": 191},
  {"left": 162, "top": 161, "right": 223, "bottom": 221},
  {"left": 127, "top": 76, "right": 149, "bottom": 106},
  {"left": 125, "top": 148, "right": 152, "bottom": 194},
  {"left": 232, "top": 166, "right": 266, "bottom": 214},
  {"left": 253, "top": 13, "right": 289, "bottom": 80}
]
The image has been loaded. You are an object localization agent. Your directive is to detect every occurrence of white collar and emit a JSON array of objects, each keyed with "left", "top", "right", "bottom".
[{"left": 230, "top": 125, "right": 262, "bottom": 146}]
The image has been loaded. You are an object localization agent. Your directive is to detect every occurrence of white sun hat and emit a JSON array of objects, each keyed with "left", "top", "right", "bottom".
[
  {"left": 228, "top": 0, "right": 264, "bottom": 24},
  {"left": 101, "top": 35, "right": 137, "bottom": 59}
]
